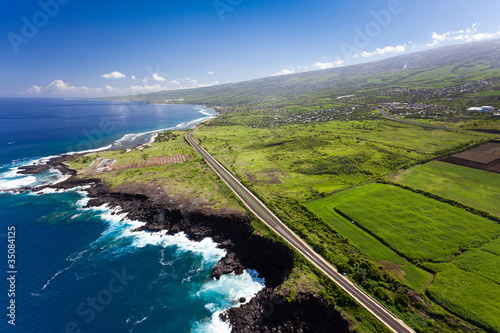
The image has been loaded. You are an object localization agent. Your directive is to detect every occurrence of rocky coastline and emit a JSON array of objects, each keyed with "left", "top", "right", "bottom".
[{"left": 19, "top": 155, "right": 351, "bottom": 333}]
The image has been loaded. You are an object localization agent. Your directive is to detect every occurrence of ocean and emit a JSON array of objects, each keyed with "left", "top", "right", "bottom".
[{"left": 0, "top": 98, "right": 265, "bottom": 333}]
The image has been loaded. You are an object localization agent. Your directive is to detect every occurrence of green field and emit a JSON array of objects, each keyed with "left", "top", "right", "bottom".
[
  {"left": 428, "top": 267, "right": 500, "bottom": 332},
  {"left": 334, "top": 183, "right": 500, "bottom": 263},
  {"left": 394, "top": 161, "right": 500, "bottom": 217},
  {"left": 453, "top": 249, "right": 500, "bottom": 283},
  {"left": 196, "top": 118, "right": 484, "bottom": 201},
  {"left": 308, "top": 182, "right": 500, "bottom": 331},
  {"left": 305, "top": 185, "right": 433, "bottom": 291},
  {"left": 482, "top": 236, "right": 500, "bottom": 256}
]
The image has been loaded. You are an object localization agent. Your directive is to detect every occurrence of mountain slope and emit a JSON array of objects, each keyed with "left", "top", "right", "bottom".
[{"left": 110, "top": 39, "right": 500, "bottom": 105}]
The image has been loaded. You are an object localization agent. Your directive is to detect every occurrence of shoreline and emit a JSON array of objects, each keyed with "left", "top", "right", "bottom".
[{"left": 11, "top": 128, "right": 350, "bottom": 332}]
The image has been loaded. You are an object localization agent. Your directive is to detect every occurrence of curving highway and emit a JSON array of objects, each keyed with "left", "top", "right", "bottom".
[{"left": 186, "top": 128, "right": 415, "bottom": 333}]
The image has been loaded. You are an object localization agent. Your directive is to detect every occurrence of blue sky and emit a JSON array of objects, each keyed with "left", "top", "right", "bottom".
[{"left": 1, "top": 0, "right": 499, "bottom": 97}]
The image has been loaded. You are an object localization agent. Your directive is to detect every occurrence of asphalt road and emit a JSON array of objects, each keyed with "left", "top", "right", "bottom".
[{"left": 186, "top": 128, "right": 415, "bottom": 333}]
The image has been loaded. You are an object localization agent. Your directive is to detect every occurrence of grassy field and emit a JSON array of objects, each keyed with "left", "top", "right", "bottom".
[
  {"left": 453, "top": 249, "right": 500, "bottom": 283},
  {"left": 428, "top": 267, "right": 500, "bottom": 332},
  {"left": 308, "top": 182, "right": 500, "bottom": 331},
  {"left": 334, "top": 184, "right": 500, "bottom": 263},
  {"left": 195, "top": 115, "right": 495, "bottom": 331},
  {"left": 196, "top": 118, "right": 484, "bottom": 202},
  {"left": 305, "top": 185, "right": 433, "bottom": 292},
  {"left": 393, "top": 161, "right": 500, "bottom": 217},
  {"left": 482, "top": 236, "right": 500, "bottom": 256}
]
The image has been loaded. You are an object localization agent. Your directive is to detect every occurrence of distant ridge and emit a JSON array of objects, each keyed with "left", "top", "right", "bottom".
[{"left": 104, "top": 39, "right": 500, "bottom": 106}]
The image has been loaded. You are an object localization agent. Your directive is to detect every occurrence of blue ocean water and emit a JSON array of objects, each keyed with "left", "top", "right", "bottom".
[{"left": 0, "top": 99, "right": 264, "bottom": 333}]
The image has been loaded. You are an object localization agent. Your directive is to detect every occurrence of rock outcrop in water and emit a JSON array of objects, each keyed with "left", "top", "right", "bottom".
[{"left": 18, "top": 155, "right": 76, "bottom": 176}]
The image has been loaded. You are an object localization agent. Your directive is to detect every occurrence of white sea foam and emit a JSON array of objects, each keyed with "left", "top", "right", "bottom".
[
  {"left": 192, "top": 269, "right": 266, "bottom": 332},
  {"left": 83, "top": 202, "right": 227, "bottom": 262},
  {"left": 0, "top": 174, "right": 37, "bottom": 190},
  {"left": 1, "top": 168, "right": 22, "bottom": 178},
  {"left": 75, "top": 189, "right": 91, "bottom": 207},
  {"left": 196, "top": 270, "right": 265, "bottom": 303},
  {"left": 112, "top": 108, "right": 215, "bottom": 148},
  {"left": 0, "top": 159, "right": 69, "bottom": 192},
  {"left": 195, "top": 106, "right": 217, "bottom": 117},
  {"left": 65, "top": 144, "right": 113, "bottom": 155},
  {"left": 67, "top": 249, "right": 89, "bottom": 262},
  {"left": 41, "top": 266, "right": 71, "bottom": 291},
  {"left": 193, "top": 310, "right": 232, "bottom": 333},
  {"left": 30, "top": 154, "right": 62, "bottom": 166},
  {"left": 175, "top": 116, "right": 213, "bottom": 130},
  {"left": 76, "top": 197, "right": 264, "bottom": 333},
  {"left": 32, "top": 185, "right": 90, "bottom": 196}
]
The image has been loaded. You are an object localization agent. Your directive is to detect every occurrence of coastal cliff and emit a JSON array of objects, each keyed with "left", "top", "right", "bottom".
[{"left": 22, "top": 156, "right": 351, "bottom": 333}]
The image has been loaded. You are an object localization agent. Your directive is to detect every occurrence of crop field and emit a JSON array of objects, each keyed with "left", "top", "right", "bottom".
[
  {"left": 453, "top": 249, "right": 500, "bottom": 283},
  {"left": 428, "top": 267, "right": 500, "bottom": 332},
  {"left": 441, "top": 142, "right": 500, "bottom": 173},
  {"left": 305, "top": 185, "right": 433, "bottom": 291},
  {"left": 394, "top": 161, "right": 500, "bottom": 216},
  {"left": 453, "top": 142, "right": 500, "bottom": 164},
  {"left": 334, "top": 183, "right": 500, "bottom": 262},
  {"left": 482, "top": 236, "right": 500, "bottom": 256},
  {"left": 308, "top": 182, "right": 500, "bottom": 331}
]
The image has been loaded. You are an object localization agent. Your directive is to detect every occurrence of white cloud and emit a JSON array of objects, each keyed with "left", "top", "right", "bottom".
[
  {"left": 142, "top": 73, "right": 168, "bottom": 83},
  {"left": 271, "top": 69, "right": 294, "bottom": 76},
  {"left": 22, "top": 79, "right": 170, "bottom": 97},
  {"left": 101, "top": 71, "right": 126, "bottom": 79},
  {"left": 313, "top": 59, "right": 345, "bottom": 69},
  {"left": 207, "top": 71, "right": 214, "bottom": 75},
  {"left": 427, "top": 22, "right": 500, "bottom": 47},
  {"left": 101, "top": 84, "right": 170, "bottom": 95},
  {"left": 23, "top": 80, "right": 102, "bottom": 96},
  {"left": 192, "top": 81, "right": 219, "bottom": 88},
  {"left": 356, "top": 44, "right": 406, "bottom": 58},
  {"left": 190, "top": 79, "right": 198, "bottom": 84},
  {"left": 151, "top": 73, "right": 167, "bottom": 82},
  {"left": 22, "top": 77, "right": 220, "bottom": 97},
  {"left": 25, "top": 85, "right": 42, "bottom": 94},
  {"left": 131, "top": 75, "right": 136, "bottom": 80}
]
